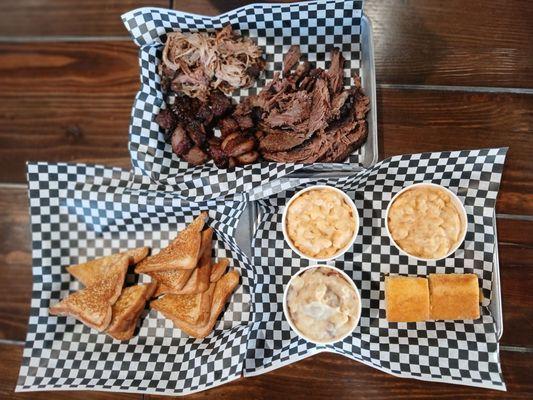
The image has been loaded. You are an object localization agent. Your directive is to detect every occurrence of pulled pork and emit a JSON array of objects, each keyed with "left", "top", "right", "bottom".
[{"left": 160, "top": 25, "right": 265, "bottom": 101}]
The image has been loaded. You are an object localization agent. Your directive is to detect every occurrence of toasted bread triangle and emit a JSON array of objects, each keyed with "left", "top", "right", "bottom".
[
  {"left": 152, "top": 283, "right": 214, "bottom": 327},
  {"left": 49, "top": 255, "right": 129, "bottom": 331},
  {"left": 150, "top": 228, "right": 213, "bottom": 297},
  {"left": 157, "top": 228, "right": 213, "bottom": 296},
  {"left": 106, "top": 282, "right": 157, "bottom": 340},
  {"left": 135, "top": 212, "right": 207, "bottom": 273},
  {"left": 210, "top": 258, "right": 229, "bottom": 283},
  {"left": 67, "top": 247, "right": 149, "bottom": 287},
  {"left": 166, "top": 270, "right": 240, "bottom": 339}
]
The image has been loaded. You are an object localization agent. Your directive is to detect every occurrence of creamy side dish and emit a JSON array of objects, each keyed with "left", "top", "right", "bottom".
[
  {"left": 287, "top": 267, "right": 359, "bottom": 343},
  {"left": 286, "top": 188, "right": 356, "bottom": 259},
  {"left": 388, "top": 186, "right": 465, "bottom": 259}
]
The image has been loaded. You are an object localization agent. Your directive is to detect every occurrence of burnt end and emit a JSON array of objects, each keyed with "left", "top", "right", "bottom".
[
  {"left": 235, "top": 114, "right": 254, "bottom": 131},
  {"left": 186, "top": 120, "right": 208, "bottom": 146},
  {"left": 182, "top": 146, "right": 210, "bottom": 165},
  {"left": 171, "top": 126, "right": 193, "bottom": 156},
  {"left": 197, "top": 104, "right": 214, "bottom": 125},
  {"left": 235, "top": 151, "right": 259, "bottom": 165},
  {"left": 209, "top": 90, "right": 233, "bottom": 117},
  {"left": 155, "top": 109, "right": 178, "bottom": 131},
  {"left": 218, "top": 117, "right": 240, "bottom": 138},
  {"left": 207, "top": 137, "right": 229, "bottom": 168},
  {"left": 221, "top": 132, "right": 257, "bottom": 157},
  {"left": 172, "top": 94, "right": 201, "bottom": 122}
]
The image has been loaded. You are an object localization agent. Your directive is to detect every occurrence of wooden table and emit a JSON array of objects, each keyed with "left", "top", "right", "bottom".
[{"left": 0, "top": 1, "right": 532, "bottom": 398}]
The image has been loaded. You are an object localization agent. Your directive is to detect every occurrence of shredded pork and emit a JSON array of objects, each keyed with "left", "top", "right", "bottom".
[{"left": 160, "top": 25, "right": 264, "bottom": 101}]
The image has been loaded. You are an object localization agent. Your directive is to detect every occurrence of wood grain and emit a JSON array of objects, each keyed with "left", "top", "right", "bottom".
[
  {"left": 0, "top": 41, "right": 139, "bottom": 181},
  {"left": 364, "top": 0, "right": 533, "bottom": 88},
  {"left": 1, "top": 41, "right": 532, "bottom": 214},
  {"left": 378, "top": 87, "right": 533, "bottom": 215},
  {"left": 0, "top": 345, "right": 141, "bottom": 399},
  {"left": 170, "top": 0, "right": 533, "bottom": 88},
  {"left": 0, "top": 186, "right": 531, "bottom": 347},
  {"left": 0, "top": 0, "right": 169, "bottom": 37}
]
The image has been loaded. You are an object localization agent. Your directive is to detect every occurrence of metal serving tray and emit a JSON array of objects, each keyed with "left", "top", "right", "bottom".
[{"left": 236, "top": 199, "right": 503, "bottom": 340}]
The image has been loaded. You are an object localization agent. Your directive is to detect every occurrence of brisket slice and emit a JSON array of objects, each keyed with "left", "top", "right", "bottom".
[
  {"left": 264, "top": 91, "right": 312, "bottom": 128},
  {"left": 326, "top": 48, "right": 345, "bottom": 95},
  {"left": 258, "top": 130, "right": 309, "bottom": 152},
  {"left": 318, "top": 120, "right": 368, "bottom": 163},
  {"left": 307, "top": 78, "right": 330, "bottom": 134},
  {"left": 262, "top": 132, "right": 326, "bottom": 163},
  {"left": 283, "top": 45, "right": 301, "bottom": 75}
]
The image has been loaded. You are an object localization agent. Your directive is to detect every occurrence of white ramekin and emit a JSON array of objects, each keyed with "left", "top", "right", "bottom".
[
  {"left": 282, "top": 265, "right": 362, "bottom": 345},
  {"left": 385, "top": 182, "right": 468, "bottom": 262},
  {"left": 281, "top": 185, "right": 360, "bottom": 262}
]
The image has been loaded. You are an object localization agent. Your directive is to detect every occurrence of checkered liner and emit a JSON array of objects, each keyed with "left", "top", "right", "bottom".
[
  {"left": 247, "top": 148, "right": 507, "bottom": 390},
  {"left": 121, "top": 0, "right": 369, "bottom": 201},
  {"left": 17, "top": 162, "right": 255, "bottom": 396}
]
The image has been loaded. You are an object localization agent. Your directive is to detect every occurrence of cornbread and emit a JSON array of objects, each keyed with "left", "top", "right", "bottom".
[
  {"left": 286, "top": 188, "right": 356, "bottom": 259},
  {"left": 429, "top": 274, "right": 480, "bottom": 320},
  {"left": 287, "top": 267, "right": 359, "bottom": 343},
  {"left": 388, "top": 185, "right": 465, "bottom": 259},
  {"left": 385, "top": 276, "right": 430, "bottom": 322}
]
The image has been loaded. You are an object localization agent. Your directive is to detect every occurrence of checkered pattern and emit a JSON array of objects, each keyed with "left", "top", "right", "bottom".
[
  {"left": 122, "top": 1, "right": 376, "bottom": 201},
  {"left": 17, "top": 162, "right": 254, "bottom": 396},
  {"left": 247, "top": 148, "right": 507, "bottom": 390}
]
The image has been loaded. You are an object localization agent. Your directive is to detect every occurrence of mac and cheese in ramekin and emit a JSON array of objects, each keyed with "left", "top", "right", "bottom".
[
  {"left": 387, "top": 184, "right": 467, "bottom": 260},
  {"left": 284, "top": 187, "right": 357, "bottom": 260}
]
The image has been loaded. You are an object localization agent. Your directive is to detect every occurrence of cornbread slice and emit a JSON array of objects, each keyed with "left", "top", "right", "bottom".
[
  {"left": 385, "top": 275, "right": 430, "bottom": 322},
  {"left": 429, "top": 274, "right": 480, "bottom": 320}
]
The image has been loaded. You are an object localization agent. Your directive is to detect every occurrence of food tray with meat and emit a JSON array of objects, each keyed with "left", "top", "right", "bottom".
[{"left": 122, "top": 0, "right": 377, "bottom": 201}]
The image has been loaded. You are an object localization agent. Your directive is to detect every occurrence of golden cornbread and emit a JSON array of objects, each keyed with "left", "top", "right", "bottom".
[
  {"left": 286, "top": 188, "right": 356, "bottom": 259},
  {"left": 429, "top": 274, "right": 480, "bottom": 320},
  {"left": 385, "top": 276, "right": 430, "bottom": 322},
  {"left": 388, "top": 186, "right": 465, "bottom": 259}
]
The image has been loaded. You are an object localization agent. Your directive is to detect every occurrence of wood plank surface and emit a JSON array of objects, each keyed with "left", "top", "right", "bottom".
[
  {"left": 0, "top": 41, "right": 138, "bottom": 181},
  {"left": 364, "top": 0, "right": 533, "bottom": 88},
  {"left": 0, "top": 40, "right": 532, "bottom": 215},
  {"left": 378, "top": 88, "right": 533, "bottom": 215},
  {"left": 1, "top": 342, "right": 528, "bottom": 399},
  {"left": 170, "top": 0, "right": 533, "bottom": 88},
  {"left": 0, "top": 187, "right": 531, "bottom": 346},
  {"left": 0, "top": 345, "right": 141, "bottom": 399},
  {"left": 0, "top": 0, "right": 169, "bottom": 37}
]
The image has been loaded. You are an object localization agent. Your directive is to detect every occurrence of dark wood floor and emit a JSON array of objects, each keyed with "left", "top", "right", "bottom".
[{"left": 0, "top": 1, "right": 532, "bottom": 399}]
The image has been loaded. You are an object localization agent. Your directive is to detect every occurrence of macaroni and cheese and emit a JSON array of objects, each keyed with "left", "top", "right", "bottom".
[
  {"left": 387, "top": 185, "right": 465, "bottom": 259},
  {"left": 285, "top": 188, "right": 357, "bottom": 259}
]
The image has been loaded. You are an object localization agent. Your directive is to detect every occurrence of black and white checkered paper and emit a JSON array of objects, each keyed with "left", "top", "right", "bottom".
[
  {"left": 16, "top": 162, "right": 254, "bottom": 395},
  {"left": 247, "top": 148, "right": 507, "bottom": 390},
  {"left": 17, "top": 148, "right": 507, "bottom": 395},
  {"left": 121, "top": 0, "right": 371, "bottom": 202}
]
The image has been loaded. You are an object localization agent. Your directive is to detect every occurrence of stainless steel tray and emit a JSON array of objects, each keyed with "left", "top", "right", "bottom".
[{"left": 236, "top": 196, "right": 503, "bottom": 340}]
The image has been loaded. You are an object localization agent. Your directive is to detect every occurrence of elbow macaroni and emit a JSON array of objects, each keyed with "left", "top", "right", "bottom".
[
  {"left": 388, "top": 186, "right": 465, "bottom": 259},
  {"left": 286, "top": 188, "right": 356, "bottom": 258}
]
